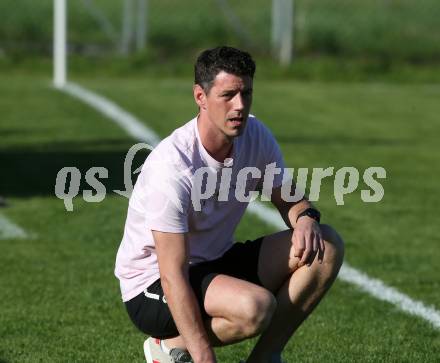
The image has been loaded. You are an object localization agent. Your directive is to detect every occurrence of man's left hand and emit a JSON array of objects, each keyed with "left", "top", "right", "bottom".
[{"left": 290, "top": 217, "right": 324, "bottom": 267}]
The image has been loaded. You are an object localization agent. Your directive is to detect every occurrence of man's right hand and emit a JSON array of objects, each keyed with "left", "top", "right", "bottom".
[
  {"left": 192, "top": 348, "right": 217, "bottom": 363},
  {"left": 152, "top": 230, "right": 216, "bottom": 363}
]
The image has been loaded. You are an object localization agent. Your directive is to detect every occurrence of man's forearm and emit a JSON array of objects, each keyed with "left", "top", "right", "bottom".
[{"left": 161, "top": 273, "right": 215, "bottom": 363}]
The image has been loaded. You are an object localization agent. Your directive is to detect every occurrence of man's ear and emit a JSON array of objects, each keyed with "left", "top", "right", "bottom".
[{"left": 193, "top": 84, "right": 207, "bottom": 110}]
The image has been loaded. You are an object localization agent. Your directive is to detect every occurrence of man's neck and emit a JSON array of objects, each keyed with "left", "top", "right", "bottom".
[{"left": 197, "top": 116, "right": 233, "bottom": 163}]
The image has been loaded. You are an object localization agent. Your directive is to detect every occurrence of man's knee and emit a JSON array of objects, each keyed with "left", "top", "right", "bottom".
[
  {"left": 320, "top": 223, "right": 345, "bottom": 275},
  {"left": 237, "top": 289, "right": 277, "bottom": 338}
]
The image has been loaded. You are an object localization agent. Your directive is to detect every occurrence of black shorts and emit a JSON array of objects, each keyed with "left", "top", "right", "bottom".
[{"left": 125, "top": 237, "right": 264, "bottom": 339}]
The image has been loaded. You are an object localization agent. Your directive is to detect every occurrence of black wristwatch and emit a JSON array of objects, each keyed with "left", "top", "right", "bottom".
[{"left": 296, "top": 208, "right": 321, "bottom": 223}]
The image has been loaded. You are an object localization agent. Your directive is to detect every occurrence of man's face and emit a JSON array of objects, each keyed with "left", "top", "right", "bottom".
[{"left": 195, "top": 71, "right": 253, "bottom": 139}]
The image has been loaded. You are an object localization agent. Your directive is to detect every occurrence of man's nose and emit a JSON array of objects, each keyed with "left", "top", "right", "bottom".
[{"left": 232, "top": 92, "right": 245, "bottom": 110}]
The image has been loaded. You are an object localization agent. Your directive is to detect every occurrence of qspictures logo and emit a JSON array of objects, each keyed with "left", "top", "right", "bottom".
[{"left": 54, "top": 143, "right": 386, "bottom": 212}]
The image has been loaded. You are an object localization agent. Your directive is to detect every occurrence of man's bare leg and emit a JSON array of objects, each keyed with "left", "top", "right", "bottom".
[
  {"left": 246, "top": 224, "right": 344, "bottom": 363},
  {"left": 164, "top": 274, "right": 278, "bottom": 349},
  {"left": 163, "top": 315, "right": 263, "bottom": 350}
]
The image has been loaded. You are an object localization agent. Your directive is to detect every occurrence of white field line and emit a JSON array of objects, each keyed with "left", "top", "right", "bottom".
[
  {"left": 62, "top": 82, "right": 161, "bottom": 146},
  {"left": 0, "top": 213, "right": 28, "bottom": 240},
  {"left": 339, "top": 264, "right": 440, "bottom": 329},
  {"left": 57, "top": 81, "right": 440, "bottom": 330}
]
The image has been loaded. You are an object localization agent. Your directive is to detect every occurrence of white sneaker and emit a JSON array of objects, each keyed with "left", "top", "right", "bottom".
[
  {"left": 144, "top": 338, "right": 172, "bottom": 363},
  {"left": 144, "top": 337, "right": 193, "bottom": 363}
]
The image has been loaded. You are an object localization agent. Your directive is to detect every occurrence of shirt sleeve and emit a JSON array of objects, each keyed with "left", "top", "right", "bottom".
[{"left": 140, "top": 160, "right": 191, "bottom": 233}]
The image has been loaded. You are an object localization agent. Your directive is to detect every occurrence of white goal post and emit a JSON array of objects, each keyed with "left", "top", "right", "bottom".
[
  {"left": 53, "top": 0, "right": 150, "bottom": 88},
  {"left": 272, "top": 0, "right": 294, "bottom": 65},
  {"left": 53, "top": 0, "right": 67, "bottom": 88}
]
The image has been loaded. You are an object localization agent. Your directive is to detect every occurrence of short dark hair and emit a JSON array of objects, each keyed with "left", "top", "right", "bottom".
[{"left": 194, "top": 46, "right": 256, "bottom": 93}]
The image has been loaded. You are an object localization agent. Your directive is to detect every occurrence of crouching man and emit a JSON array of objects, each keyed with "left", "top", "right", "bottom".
[{"left": 115, "top": 46, "right": 344, "bottom": 363}]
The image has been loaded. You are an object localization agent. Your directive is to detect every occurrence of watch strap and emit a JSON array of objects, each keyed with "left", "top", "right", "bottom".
[{"left": 296, "top": 208, "right": 321, "bottom": 223}]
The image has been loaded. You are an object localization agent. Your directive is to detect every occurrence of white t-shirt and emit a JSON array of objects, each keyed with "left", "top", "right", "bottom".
[{"left": 115, "top": 115, "right": 286, "bottom": 302}]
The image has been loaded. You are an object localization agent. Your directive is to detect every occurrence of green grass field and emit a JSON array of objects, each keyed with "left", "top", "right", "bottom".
[{"left": 1, "top": 72, "right": 440, "bottom": 362}]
